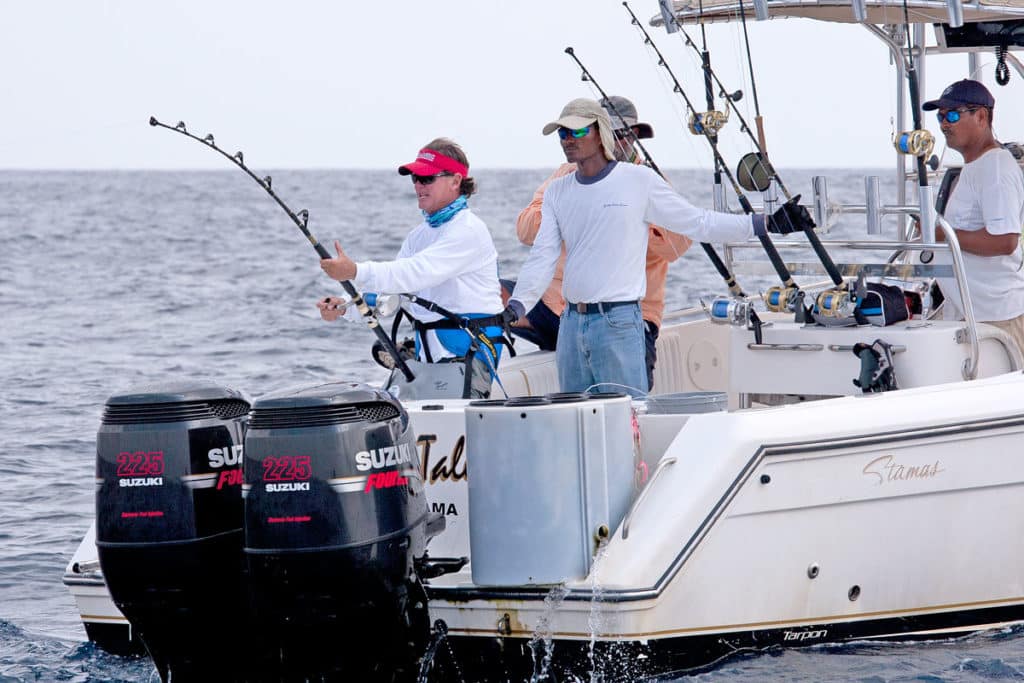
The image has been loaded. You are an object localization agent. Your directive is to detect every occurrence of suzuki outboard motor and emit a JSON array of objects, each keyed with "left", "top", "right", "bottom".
[
  {"left": 244, "top": 382, "right": 436, "bottom": 682},
  {"left": 95, "top": 382, "right": 249, "bottom": 682}
]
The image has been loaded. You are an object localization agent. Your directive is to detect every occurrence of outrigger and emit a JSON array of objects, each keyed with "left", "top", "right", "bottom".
[{"left": 65, "top": 1, "right": 1024, "bottom": 680}]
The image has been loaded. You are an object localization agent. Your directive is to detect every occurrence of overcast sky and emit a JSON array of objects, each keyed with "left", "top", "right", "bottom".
[{"left": 2, "top": 0, "right": 1019, "bottom": 170}]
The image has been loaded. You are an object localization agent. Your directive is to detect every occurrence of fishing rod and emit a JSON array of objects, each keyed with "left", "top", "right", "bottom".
[
  {"left": 563, "top": 46, "right": 746, "bottom": 300},
  {"left": 895, "top": 1, "right": 936, "bottom": 242},
  {"left": 624, "top": 3, "right": 849, "bottom": 304},
  {"left": 644, "top": 0, "right": 788, "bottom": 197},
  {"left": 148, "top": 116, "right": 416, "bottom": 382},
  {"left": 605, "top": 19, "right": 808, "bottom": 315}
]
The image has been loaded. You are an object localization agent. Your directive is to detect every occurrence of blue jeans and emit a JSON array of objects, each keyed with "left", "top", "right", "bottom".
[{"left": 556, "top": 303, "right": 648, "bottom": 397}]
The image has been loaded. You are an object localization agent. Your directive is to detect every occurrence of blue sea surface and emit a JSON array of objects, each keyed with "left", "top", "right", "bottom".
[{"left": 1, "top": 168, "right": 1021, "bottom": 681}]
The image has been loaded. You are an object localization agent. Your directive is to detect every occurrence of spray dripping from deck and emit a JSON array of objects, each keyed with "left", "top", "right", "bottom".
[
  {"left": 587, "top": 540, "right": 611, "bottom": 682},
  {"left": 529, "top": 583, "right": 570, "bottom": 682}
]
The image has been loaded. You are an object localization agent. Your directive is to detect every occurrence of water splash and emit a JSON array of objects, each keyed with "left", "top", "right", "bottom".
[
  {"left": 587, "top": 541, "right": 610, "bottom": 682},
  {"left": 529, "top": 583, "right": 570, "bottom": 682},
  {"left": 418, "top": 620, "right": 467, "bottom": 683}
]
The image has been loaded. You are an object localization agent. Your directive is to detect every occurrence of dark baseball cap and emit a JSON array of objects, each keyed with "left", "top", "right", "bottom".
[
  {"left": 922, "top": 79, "right": 994, "bottom": 111},
  {"left": 598, "top": 95, "right": 654, "bottom": 139}
]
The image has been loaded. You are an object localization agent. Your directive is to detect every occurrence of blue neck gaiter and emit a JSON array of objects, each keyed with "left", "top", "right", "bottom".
[{"left": 424, "top": 195, "right": 468, "bottom": 228}]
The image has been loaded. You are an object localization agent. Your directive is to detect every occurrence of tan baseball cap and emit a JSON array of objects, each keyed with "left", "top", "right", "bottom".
[{"left": 541, "top": 98, "right": 617, "bottom": 161}]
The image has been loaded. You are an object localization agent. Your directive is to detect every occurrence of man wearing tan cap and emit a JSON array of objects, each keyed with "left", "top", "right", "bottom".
[
  {"left": 505, "top": 98, "right": 812, "bottom": 395},
  {"left": 508, "top": 95, "right": 691, "bottom": 390}
]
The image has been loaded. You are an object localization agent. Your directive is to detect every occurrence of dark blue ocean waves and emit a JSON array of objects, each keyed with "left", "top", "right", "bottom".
[{"left": 3, "top": 168, "right": 1021, "bottom": 681}]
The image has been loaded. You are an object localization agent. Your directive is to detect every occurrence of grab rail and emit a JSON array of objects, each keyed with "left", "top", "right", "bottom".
[
  {"left": 936, "top": 215, "right": 979, "bottom": 379},
  {"left": 622, "top": 456, "right": 677, "bottom": 540}
]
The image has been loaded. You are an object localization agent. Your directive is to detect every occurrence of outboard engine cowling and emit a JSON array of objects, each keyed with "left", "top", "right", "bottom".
[
  {"left": 95, "top": 382, "right": 250, "bottom": 682},
  {"left": 244, "top": 381, "right": 434, "bottom": 682}
]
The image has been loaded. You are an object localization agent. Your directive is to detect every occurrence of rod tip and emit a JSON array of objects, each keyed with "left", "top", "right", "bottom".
[
  {"left": 564, "top": 46, "right": 573, "bottom": 54},
  {"left": 148, "top": 116, "right": 158, "bottom": 126}
]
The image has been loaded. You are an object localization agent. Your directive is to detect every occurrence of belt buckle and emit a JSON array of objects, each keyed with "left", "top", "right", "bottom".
[{"left": 576, "top": 302, "right": 588, "bottom": 314}]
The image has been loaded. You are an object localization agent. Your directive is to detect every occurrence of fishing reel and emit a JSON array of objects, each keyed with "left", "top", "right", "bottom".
[
  {"left": 763, "top": 286, "right": 800, "bottom": 313},
  {"left": 893, "top": 129, "right": 935, "bottom": 159},
  {"left": 702, "top": 296, "right": 764, "bottom": 344},
  {"left": 703, "top": 297, "right": 753, "bottom": 326},
  {"left": 688, "top": 109, "right": 729, "bottom": 136},
  {"left": 363, "top": 292, "right": 402, "bottom": 317},
  {"left": 814, "top": 288, "right": 856, "bottom": 318}
]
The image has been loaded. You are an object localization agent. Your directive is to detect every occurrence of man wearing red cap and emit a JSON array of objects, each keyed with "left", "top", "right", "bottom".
[
  {"left": 317, "top": 138, "right": 505, "bottom": 397},
  {"left": 508, "top": 95, "right": 691, "bottom": 391},
  {"left": 924, "top": 79, "right": 1024, "bottom": 355}
]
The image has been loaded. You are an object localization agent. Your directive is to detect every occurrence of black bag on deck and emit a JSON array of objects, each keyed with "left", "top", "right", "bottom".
[{"left": 857, "top": 283, "right": 909, "bottom": 326}]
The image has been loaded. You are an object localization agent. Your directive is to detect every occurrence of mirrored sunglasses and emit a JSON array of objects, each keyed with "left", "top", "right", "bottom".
[
  {"left": 557, "top": 126, "right": 592, "bottom": 140},
  {"left": 936, "top": 107, "right": 978, "bottom": 124}
]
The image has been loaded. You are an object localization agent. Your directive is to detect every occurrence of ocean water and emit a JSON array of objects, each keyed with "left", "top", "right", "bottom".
[{"left": 2, "top": 167, "right": 1022, "bottom": 682}]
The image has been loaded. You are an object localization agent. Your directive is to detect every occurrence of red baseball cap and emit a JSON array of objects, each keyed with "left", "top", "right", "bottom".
[{"left": 397, "top": 148, "right": 468, "bottom": 177}]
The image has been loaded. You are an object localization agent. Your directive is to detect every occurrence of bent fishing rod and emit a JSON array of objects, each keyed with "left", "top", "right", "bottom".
[
  {"left": 623, "top": 3, "right": 847, "bottom": 297},
  {"left": 148, "top": 116, "right": 416, "bottom": 382},
  {"left": 563, "top": 46, "right": 746, "bottom": 300}
]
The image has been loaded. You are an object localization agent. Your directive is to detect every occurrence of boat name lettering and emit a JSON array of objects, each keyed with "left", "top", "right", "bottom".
[
  {"left": 265, "top": 482, "right": 311, "bottom": 492},
  {"left": 118, "top": 477, "right": 163, "bottom": 488},
  {"left": 207, "top": 445, "right": 244, "bottom": 468},
  {"left": 863, "top": 455, "right": 944, "bottom": 486},
  {"left": 417, "top": 434, "right": 467, "bottom": 485},
  {"left": 783, "top": 629, "right": 827, "bottom": 642},
  {"left": 431, "top": 502, "right": 459, "bottom": 516},
  {"left": 355, "top": 444, "right": 414, "bottom": 471}
]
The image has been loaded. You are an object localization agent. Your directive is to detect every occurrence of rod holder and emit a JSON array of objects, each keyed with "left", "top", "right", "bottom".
[
  {"left": 813, "top": 176, "right": 830, "bottom": 230},
  {"left": 865, "top": 176, "right": 882, "bottom": 235},
  {"left": 753, "top": 0, "right": 770, "bottom": 21},
  {"left": 946, "top": 0, "right": 964, "bottom": 27}
]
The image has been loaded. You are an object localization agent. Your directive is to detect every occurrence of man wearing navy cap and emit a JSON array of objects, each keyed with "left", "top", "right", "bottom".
[{"left": 924, "top": 79, "right": 1024, "bottom": 355}]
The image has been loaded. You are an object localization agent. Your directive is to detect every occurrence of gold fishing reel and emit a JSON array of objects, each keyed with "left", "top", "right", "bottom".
[
  {"left": 815, "top": 288, "right": 854, "bottom": 318},
  {"left": 688, "top": 109, "right": 729, "bottom": 136},
  {"left": 893, "top": 129, "right": 935, "bottom": 159},
  {"left": 763, "top": 286, "right": 798, "bottom": 313}
]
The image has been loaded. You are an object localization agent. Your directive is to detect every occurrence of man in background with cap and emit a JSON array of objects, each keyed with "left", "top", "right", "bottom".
[
  {"left": 924, "top": 79, "right": 1024, "bottom": 355},
  {"left": 505, "top": 97, "right": 813, "bottom": 395},
  {"left": 504, "top": 95, "right": 691, "bottom": 391},
  {"left": 317, "top": 137, "right": 506, "bottom": 397}
]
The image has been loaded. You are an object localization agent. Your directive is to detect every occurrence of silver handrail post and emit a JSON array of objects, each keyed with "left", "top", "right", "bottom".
[
  {"left": 936, "top": 215, "right": 979, "bottom": 379},
  {"left": 622, "top": 456, "right": 678, "bottom": 540}
]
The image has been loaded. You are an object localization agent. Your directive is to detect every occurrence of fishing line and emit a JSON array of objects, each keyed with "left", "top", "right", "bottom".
[
  {"left": 649, "top": 0, "right": 789, "bottom": 197},
  {"left": 629, "top": 2, "right": 847, "bottom": 294},
  {"left": 148, "top": 116, "right": 416, "bottom": 382},
  {"left": 617, "top": 7, "right": 808, "bottom": 303},
  {"left": 564, "top": 46, "right": 747, "bottom": 299}
]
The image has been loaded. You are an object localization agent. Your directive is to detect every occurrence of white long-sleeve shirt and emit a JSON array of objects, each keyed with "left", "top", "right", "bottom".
[
  {"left": 350, "top": 208, "right": 502, "bottom": 359},
  {"left": 510, "top": 162, "right": 754, "bottom": 312}
]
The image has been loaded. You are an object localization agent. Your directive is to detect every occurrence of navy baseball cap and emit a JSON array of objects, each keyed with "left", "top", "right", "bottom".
[{"left": 922, "top": 79, "right": 995, "bottom": 111}]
